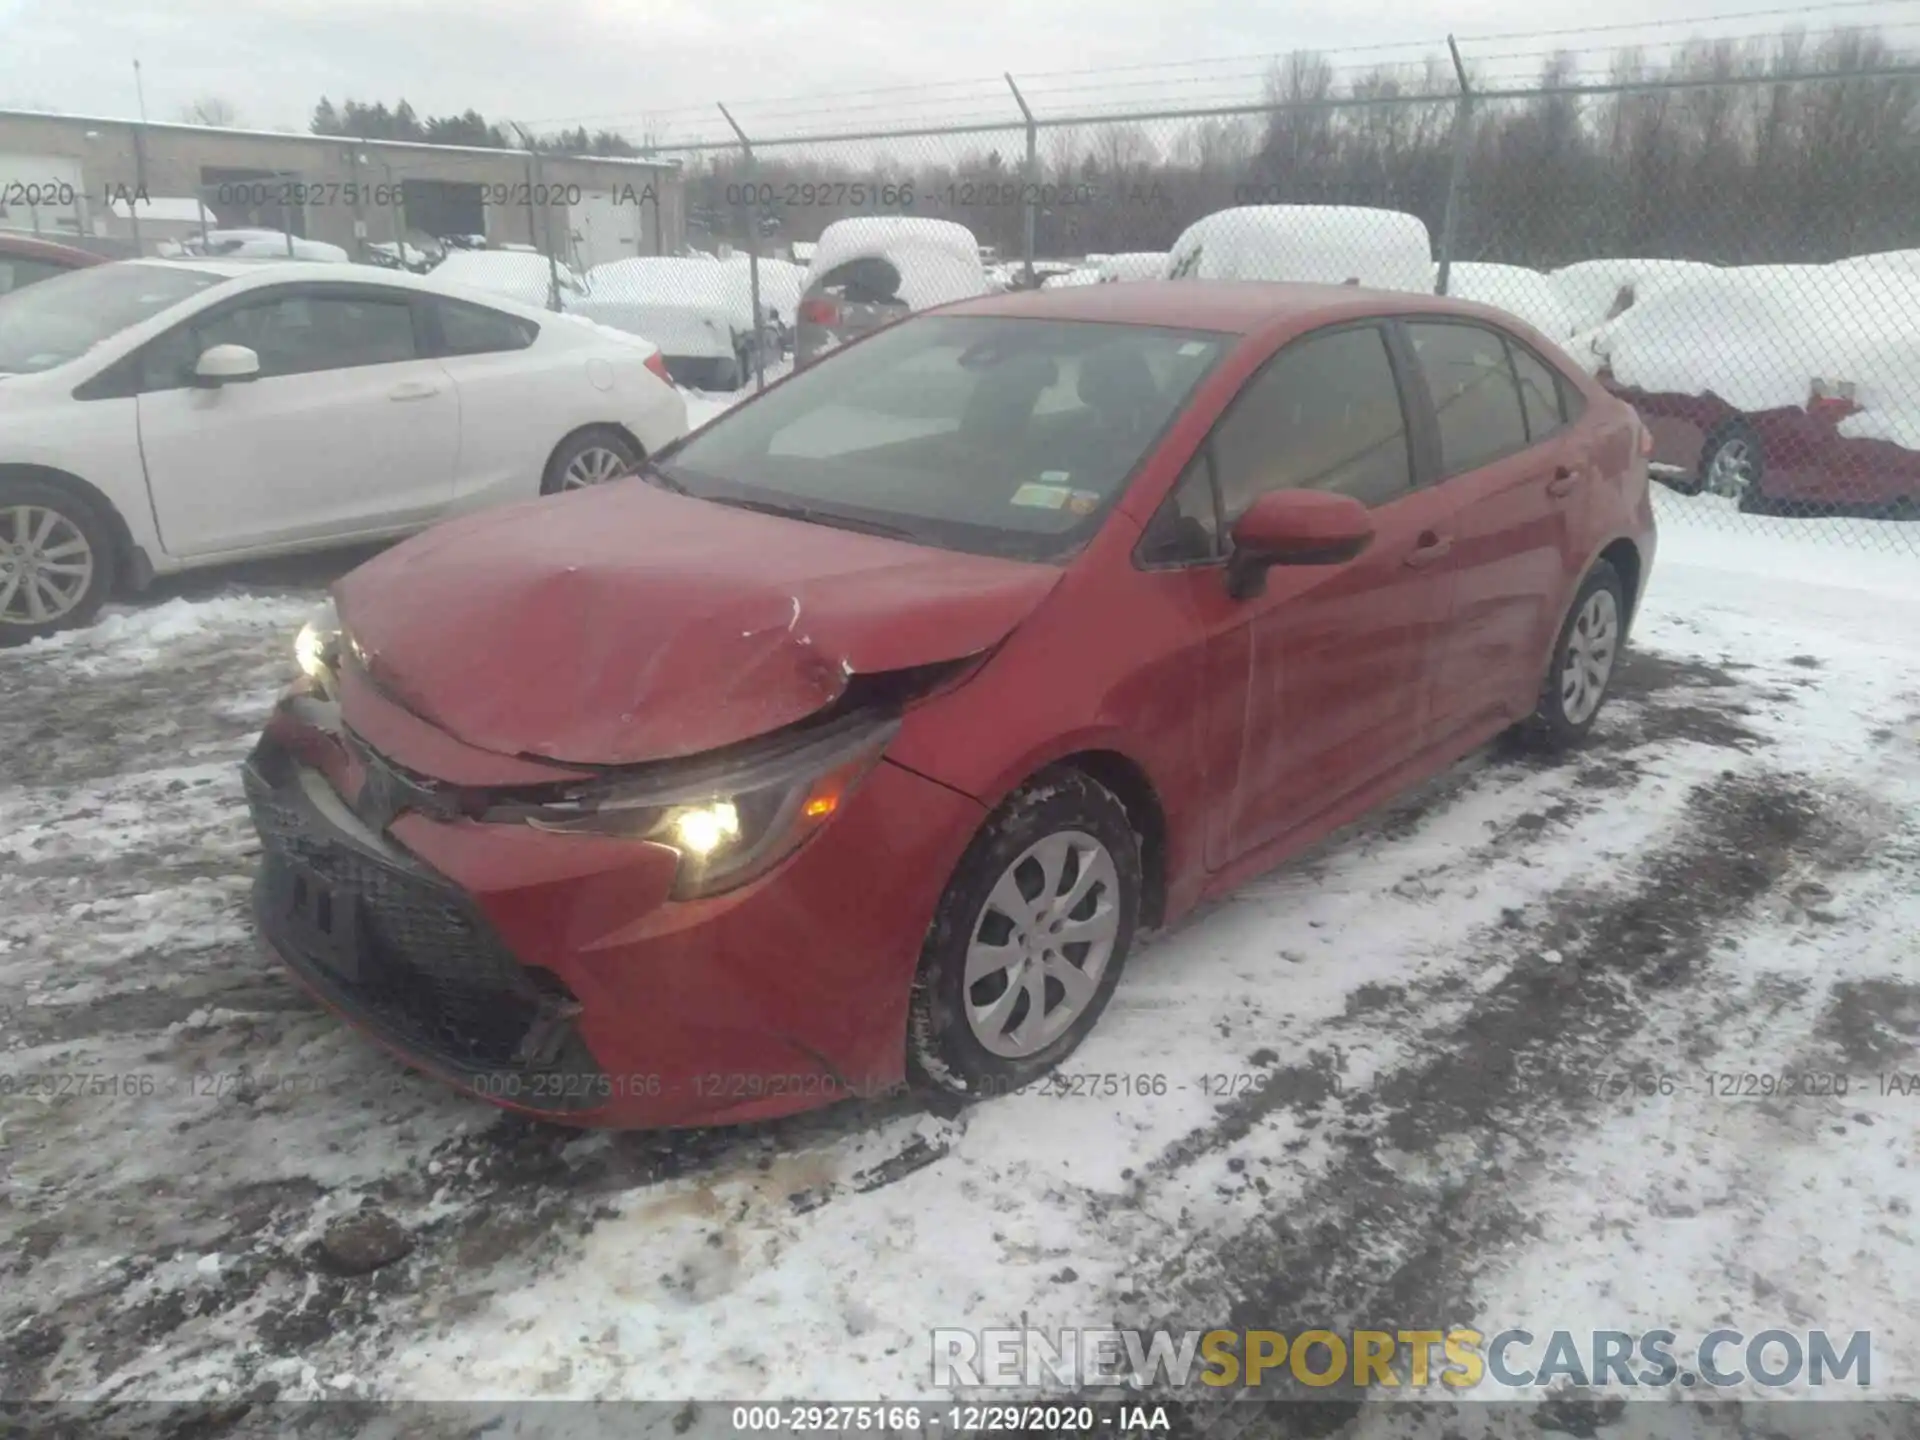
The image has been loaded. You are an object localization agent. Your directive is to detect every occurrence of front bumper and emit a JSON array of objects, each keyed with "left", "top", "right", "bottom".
[
  {"left": 244, "top": 712, "right": 984, "bottom": 1128},
  {"left": 245, "top": 740, "right": 607, "bottom": 1114}
]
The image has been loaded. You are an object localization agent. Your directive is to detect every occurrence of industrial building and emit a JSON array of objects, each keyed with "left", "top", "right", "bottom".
[{"left": 0, "top": 110, "right": 685, "bottom": 269}]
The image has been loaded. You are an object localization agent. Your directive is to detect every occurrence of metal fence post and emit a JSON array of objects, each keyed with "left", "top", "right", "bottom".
[
  {"left": 383, "top": 160, "right": 406, "bottom": 259},
  {"left": 128, "top": 125, "right": 146, "bottom": 255},
  {"left": 719, "top": 103, "right": 766, "bottom": 394},
  {"left": 514, "top": 124, "right": 565, "bottom": 311},
  {"left": 1006, "top": 73, "right": 1037, "bottom": 287},
  {"left": 1435, "top": 35, "right": 1473, "bottom": 296}
]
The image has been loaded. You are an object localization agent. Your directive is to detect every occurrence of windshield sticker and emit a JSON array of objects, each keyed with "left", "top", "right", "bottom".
[
  {"left": 1065, "top": 489, "right": 1101, "bottom": 516},
  {"left": 1177, "top": 341, "right": 1210, "bottom": 356},
  {"left": 1011, "top": 482, "right": 1071, "bottom": 510},
  {"left": 1040, "top": 470, "right": 1072, "bottom": 484}
]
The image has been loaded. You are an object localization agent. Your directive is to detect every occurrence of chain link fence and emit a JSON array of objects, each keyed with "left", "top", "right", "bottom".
[
  {"left": 5, "top": 53, "right": 1915, "bottom": 551},
  {"left": 612, "top": 55, "right": 1920, "bottom": 554}
]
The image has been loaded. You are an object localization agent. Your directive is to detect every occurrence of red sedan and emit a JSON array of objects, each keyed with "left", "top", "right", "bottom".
[
  {"left": 0, "top": 232, "right": 106, "bottom": 293},
  {"left": 245, "top": 280, "right": 1656, "bottom": 1128}
]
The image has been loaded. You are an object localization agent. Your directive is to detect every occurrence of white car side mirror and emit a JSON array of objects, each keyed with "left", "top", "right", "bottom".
[{"left": 195, "top": 344, "right": 261, "bottom": 387}]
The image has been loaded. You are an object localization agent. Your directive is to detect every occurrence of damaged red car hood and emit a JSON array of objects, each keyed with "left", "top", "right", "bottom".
[{"left": 334, "top": 481, "right": 1062, "bottom": 765}]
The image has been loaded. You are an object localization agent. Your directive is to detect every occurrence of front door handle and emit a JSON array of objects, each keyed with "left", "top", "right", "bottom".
[
  {"left": 388, "top": 382, "right": 442, "bottom": 402},
  {"left": 1405, "top": 530, "right": 1453, "bottom": 568},
  {"left": 1546, "top": 465, "right": 1578, "bottom": 498}
]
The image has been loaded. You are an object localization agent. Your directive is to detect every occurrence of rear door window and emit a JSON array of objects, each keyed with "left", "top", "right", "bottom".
[
  {"left": 1509, "top": 342, "right": 1568, "bottom": 442},
  {"left": 1407, "top": 321, "right": 1531, "bottom": 476}
]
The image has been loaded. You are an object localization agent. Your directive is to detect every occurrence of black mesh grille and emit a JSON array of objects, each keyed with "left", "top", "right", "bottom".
[{"left": 245, "top": 742, "right": 603, "bottom": 1108}]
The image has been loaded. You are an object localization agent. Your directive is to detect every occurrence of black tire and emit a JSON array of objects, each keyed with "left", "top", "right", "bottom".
[
  {"left": 907, "top": 767, "right": 1142, "bottom": 1100},
  {"left": 1524, "top": 559, "right": 1628, "bottom": 749},
  {"left": 1700, "top": 421, "right": 1770, "bottom": 514},
  {"left": 540, "top": 427, "right": 640, "bottom": 497},
  {"left": 0, "top": 475, "right": 118, "bottom": 646}
]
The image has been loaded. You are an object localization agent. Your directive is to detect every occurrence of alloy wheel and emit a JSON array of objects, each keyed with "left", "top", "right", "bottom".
[
  {"left": 963, "top": 830, "right": 1121, "bottom": 1059},
  {"left": 1705, "top": 436, "right": 1756, "bottom": 500},
  {"left": 0, "top": 505, "right": 94, "bottom": 626},
  {"left": 1560, "top": 587, "right": 1621, "bottom": 727},
  {"left": 562, "top": 446, "right": 632, "bottom": 490}
]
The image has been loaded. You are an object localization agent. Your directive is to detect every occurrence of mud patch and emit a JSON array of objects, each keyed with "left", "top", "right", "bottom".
[
  {"left": 1815, "top": 979, "right": 1920, "bottom": 1070},
  {"left": 1129, "top": 768, "right": 1859, "bottom": 1421}
]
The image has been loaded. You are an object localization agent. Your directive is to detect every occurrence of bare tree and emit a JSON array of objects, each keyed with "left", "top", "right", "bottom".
[{"left": 179, "top": 96, "right": 239, "bottom": 127}]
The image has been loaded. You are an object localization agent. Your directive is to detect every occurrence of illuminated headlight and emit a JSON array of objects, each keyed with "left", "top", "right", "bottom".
[
  {"left": 506, "top": 713, "right": 899, "bottom": 898},
  {"left": 294, "top": 600, "right": 344, "bottom": 696}
]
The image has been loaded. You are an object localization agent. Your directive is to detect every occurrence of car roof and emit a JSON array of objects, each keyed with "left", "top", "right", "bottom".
[
  {"left": 0, "top": 232, "right": 108, "bottom": 267},
  {"left": 126, "top": 255, "right": 591, "bottom": 331},
  {"left": 941, "top": 279, "right": 1488, "bottom": 335}
]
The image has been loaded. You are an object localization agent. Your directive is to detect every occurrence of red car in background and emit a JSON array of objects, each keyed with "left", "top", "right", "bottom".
[
  {"left": 0, "top": 233, "right": 106, "bottom": 293},
  {"left": 1583, "top": 261, "right": 1920, "bottom": 514},
  {"left": 1605, "top": 381, "right": 1920, "bottom": 514},
  {"left": 245, "top": 280, "right": 1656, "bottom": 1129}
]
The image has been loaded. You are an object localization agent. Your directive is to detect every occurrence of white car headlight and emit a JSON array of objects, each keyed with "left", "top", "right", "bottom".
[
  {"left": 498, "top": 712, "right": 899, "bottom": 899},
  {"left": 294, "top": 600, "right": 344, "bottom": 696}
]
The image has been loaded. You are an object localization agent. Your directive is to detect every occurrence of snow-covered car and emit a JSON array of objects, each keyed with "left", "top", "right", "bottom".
[
  {"left": 0, "top": 259, "right": 687, "bottom": 642},
  {"left": 1440, "top": 261, "right": 1580, "bottom": 339},
  {"left": 1098, "top": 252, "right": 1169, "bottom": 284},
  {"left": 794, "top": 217, "right": 991, "bottom": 367},
  {"left": 1549, "top": 258, "right": 1721, "bottom": 340},
  {"left": 1588, "top": 263, "right": 1920, "bottom": 512},
  {"left": 1164, "top": 206, "right": 1434, "bottom": 293},
  {"left": 184, "top": 229, "right": 353, "bottom": 264},
  {"left": 428, "top": 249, "right": 589, "bottom": 311},
  {"left": 1040, "top": 266, "right": 1103, "bottom": 289},
  {"left": 573, "top": 256, "right": 788, "bottom": 390}
]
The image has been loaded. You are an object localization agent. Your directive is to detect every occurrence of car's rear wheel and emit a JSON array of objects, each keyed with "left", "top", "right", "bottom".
[
  {"left": 1701, "top": 421, "right": 1768, "bottom": 512},
  {"left": 541, "top": 427, "right": 639, "bottom": 496},
  {"left": 1524, "top": 559, "right": 1626, "bottom": 748},
  {"left": 907, "top": 768, "right": 1141, "bottom": 1099},
  {"left": 0, "top": 477, "right": 117, "bottom": 646}
]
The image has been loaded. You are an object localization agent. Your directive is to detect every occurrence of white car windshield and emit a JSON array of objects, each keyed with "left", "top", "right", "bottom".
[
  {"left": 0, "top": 263, "right": 225, "bottom": 375},
  {"left": 657, "top": 315, "right": 1230, "bottom": 562}
]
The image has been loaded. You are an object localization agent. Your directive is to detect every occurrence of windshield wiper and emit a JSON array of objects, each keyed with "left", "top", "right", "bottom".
[
  {"left": 637, "top": 458, "right": 689, "bottom": 494},
  {"left": 706, "top": 495, "right": 919, "bottom": 541}
]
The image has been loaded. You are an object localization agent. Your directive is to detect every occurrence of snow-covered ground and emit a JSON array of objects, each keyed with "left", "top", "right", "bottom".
[{"left": 3, "top": 498, "right": 1918, "bottom": 1434}]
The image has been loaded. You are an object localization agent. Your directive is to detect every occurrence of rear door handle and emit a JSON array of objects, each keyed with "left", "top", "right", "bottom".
[
  {"left": 1405, "top": 531, "right": 1453, "bottom": 568},
  {"left": 388, "top": 382, "right": 442, "bottom": 402},
  {"left": 1546, "top": 465, "right": 1578, "bottom": 498}
]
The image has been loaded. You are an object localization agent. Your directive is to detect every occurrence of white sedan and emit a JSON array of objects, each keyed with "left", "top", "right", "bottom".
[{"left": 0, "top": 258, "right": 687, "bottom": 641}]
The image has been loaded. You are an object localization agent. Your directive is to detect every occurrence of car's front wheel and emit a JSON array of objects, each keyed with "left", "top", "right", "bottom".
[
  {"left": 541, "top": 427, "right": 640, "bottom": 496},
  {"left": 0, "top": 476, "right": 117, "bottom": 646},
  {"left": 908, "top": 767, "right": 1141, "bottom": 1099},
  {"left": 1701, "top": 421, "right": 1768, "bottom": 512}
]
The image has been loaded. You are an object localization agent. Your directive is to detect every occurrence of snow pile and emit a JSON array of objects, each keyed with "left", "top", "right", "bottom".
[
  {"left": 1097, "top": 252, "right": 1168, "bottom": 283},
  {"left": 1164, "top": 205, "right": 1433, "bottom": 293},
  {"left": 803, "top": 217, "right": 990, "bottom": 311},
  {"left": 429, "top": 251, "right": 582, "bottom": 307},
  {"left": 1549, "top": 257, "right": 1721, "bottom": 334},
  {"left": 573, "top": 257, "right": 757, "bottom": 361},
  {"left": 1593, "top": 264, "right": 1920, "bottom": 448},
  {"left": 721, "top": 253, "right": 807, "bottom": 320},
  {"left": 1441, "top": 261, "right": 1580, "bottom": 339},
  {"left": 189, "top": 230, "right": 351, "bottom": 264}
]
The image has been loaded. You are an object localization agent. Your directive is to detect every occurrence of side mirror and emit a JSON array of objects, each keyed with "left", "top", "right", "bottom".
[
  {"left": 194, "top": 344, "right": 260, "bottom": 388},
  {"left": 1226, "top": 490, "right": 1375, "bottom": 599}
]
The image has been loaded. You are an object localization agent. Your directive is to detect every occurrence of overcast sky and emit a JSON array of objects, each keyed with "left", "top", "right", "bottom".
[{"left": 2, "top": 0, "right": 1915, "bottom": 144}]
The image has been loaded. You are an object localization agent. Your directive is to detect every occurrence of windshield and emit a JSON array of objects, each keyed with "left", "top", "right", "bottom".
[
  {"left": 658, "top": 315, "right": 1230, "bottom": 561},
  {"left": 0, "top": 262, "right": 225, "bottom": 375}
]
